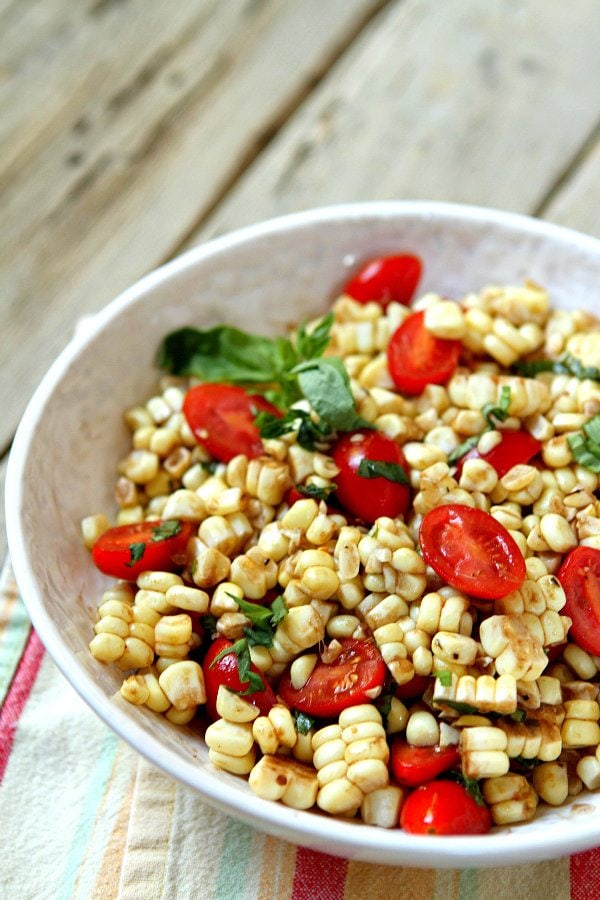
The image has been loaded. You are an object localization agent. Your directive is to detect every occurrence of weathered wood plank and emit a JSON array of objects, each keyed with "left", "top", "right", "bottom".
[
  {"left": 196, "top": 0, "right": 600, "bottom": 244},
  {"left": 0, "top": 0, "right": 385, "bottom": 451},
  {"left": 540, "top": 131, "right": 600, "bottom": 239}
]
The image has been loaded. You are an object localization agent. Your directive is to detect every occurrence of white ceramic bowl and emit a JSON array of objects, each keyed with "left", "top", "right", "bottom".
[{"left": 7, "top": 202, "right": 600, "bottom": 867}]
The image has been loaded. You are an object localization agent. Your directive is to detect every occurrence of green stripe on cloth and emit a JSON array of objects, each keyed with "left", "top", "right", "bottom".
[
  {"left": 214, "top": 817, "right": 255, "bottom": 900},
  {"left": 55, "top": 729, "right": 121, "bottom": 900},
  {"left": 458, "top": 868, "right": 478, "bottom": 900}
]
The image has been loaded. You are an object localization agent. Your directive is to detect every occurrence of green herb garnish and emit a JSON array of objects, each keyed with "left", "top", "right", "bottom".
[
  {"left": 150, "top": 520, "right": 182, "bottom": 542},
  {"left": 297, "top": 483, "right": 337, "bottom": 502},
  {"left": 445, "top": 771, "right": 486, "bottom": 807},
  {"left": 567, "top": 412, "right": 600, "bottom": 473},
  {"left": 292, "top": 710, "right": 316, "bottom": 735},
  {"left": 357, "top": 458, "right": 410, "bottom": 485},
  {"left": 510, "top": 709, "right": 527, "bottom": 723},
  {"left": 255, "top": 407, "right": 330, "bottom": 451},
  {"left": 442, "top": 700, "right": 479, "bottom": 715},
  {"left": 513, "top": 352, "right": 600, "bottom": 382},
  {"left": 448, "top": 387, "right": 513, "bottom": 466},
  {"left": 126, "top": 542, "right": 146, "bottom": 567},
  {"left": 436, "top": 670, "right": 453, "bottom": 687}
]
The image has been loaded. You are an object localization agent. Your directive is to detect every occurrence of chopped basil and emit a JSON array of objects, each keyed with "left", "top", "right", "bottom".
[
  {"left": 568, "top": 412, "right": 600, "bottom": 473},
  {"left": 294, "top": 357, "right": 372, "bottom": 434},
  {"left": 510, "top": 709, "right": 527, "bottom": 723},
  {"left": 357, "top": 458, "right": 410, "bottom": 485},
  {"left": 445, "top": 771, "right": 486, "bottom": 807},
  {"left": 436, "top": 670, "right": 453, "bottom": 687},
  {"left": 126, "top": 542, "right": 146, "bottom": 567},
  {"left": 215, "top": 594, "right": 289, "bottom": 694},
  {"left": 292, "top": 710, "right": 316, "bottom": 735},
  {"left": 442, "top": 700, "right": 479, "bottom": 715},
  {"left": 201, "top": 614, "right": 218, "bottom": 637},
  {"left": 295, "top": 313, "right": 335, "bottom": 361},
  {"left": 513, "top": 352, "right": 600, "bottom": 383},
  {"left": 150, "top": 520, "right": 182, "bottom": 542},
  {"left": 511, "top": 755, "right": 542, "bottom": 770},
  {"left": 200, "top": 460, "right": 219, "bottom": 474},
  {"left": 270, "top": 596, "right": 288, "bottom": 627},
  {"left": 481, "top": 385, "right": 512, "bottom": 430},
  {"left": 211, "top": 638, "right": 266, "bottom": 696},
  {"left": 449, "top": 387, "right": 512, "bottom": 467},
  {"left": 255, "top": 407, "right": 330, "bottom": 451},
  {"left": 297, "top": 482, "right": 337, "bottom": 502},
  {"left": 375, "top": 690, "right": 394, "bottom": 719}
]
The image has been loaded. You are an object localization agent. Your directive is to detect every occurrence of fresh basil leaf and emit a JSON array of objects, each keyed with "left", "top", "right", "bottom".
[
  {"left": 213, "top": 639, "right": 266, "bottom": 696},
  {"left": 295, "top": 313, "right": 334, "bottom": 361},
  {"left": 233, "top": 595, "right": 273, "bottom": 628},
  {"left": 255, "top": 408, "right": 329, "bottom": 450},
  {"left": 229, "top": 671, "right": 266, "bottom": 696},
  {"left": 513, "top": 353, "right": 600, "bottom": 382},
  {"left": 448, "top": 434, "right": 480, "bottom": 465},
  {"left": 297, "top": 482, "right": 337, "bottom": 502},
  {"left": 292, "top": 709, "right": 316, "bottom": 735},
  {"left": 201, "top": 614, "right": 218, "bottom": 637},
  {"left": 510, "top": 709, "right": 527, "bottom": 723},
  {"left": 150, "top": 520, "right": 182, "bottom": 542},
  {"left": 270, "top": 596, "right": 288, "bottom": 627},
  {"left": 445, "top": 772, "right": 486, "bottom": 807},
  {"left": 443, "top": 700, "right": 479, "bottom": 715},
  {"left": 357, "top": 458, "right": 409, "bottom": 485},
  {"left": 210, "top": 638, "right": 247, "bottom": 668},
  {"left": 584, "top": 412, "right": 600, "bottom": 445},
  {"left": 511, "top": 755, "right": 542, "bottom": 770},
  {"left": 295, "top": 358, "right": 372, "bottom": 434},
  {"left": 201, "top": 460, "right": 219, "bottom": 474},
  {"left": 482, "top": 385, "right": 512, "bottom": 429},
  {"left": 568, "top": 431, "right": 600, "bottom": 473},
  {"left": 126, "top": 542, "right": 146, "bottom": 567},
  {"left": 436, "top": 670, "right": 453, "bottom": 687},
  {"left": 375, "top": 691, "right": 394, "bottom": 719},
  {"left": 157, "top": 325, "right": 298, "bottom": 386}
]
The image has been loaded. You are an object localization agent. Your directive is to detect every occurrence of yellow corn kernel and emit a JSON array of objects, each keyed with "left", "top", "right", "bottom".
[
  {"left": 89, "top": 633, "right": 125, "bottom": 663},
  {"left": 248, "top": 755, "right": 318, "bottom": 809},
  {"left": 208, "top": 747, "right": 256, "bottom": 775},
  {"left": 158, "top": 660, "right": 206, "bottom": 710}
]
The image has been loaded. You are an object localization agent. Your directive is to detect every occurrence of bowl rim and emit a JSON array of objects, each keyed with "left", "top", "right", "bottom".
[{"left": 7, "top": 200, "right": 600, "bottom": 867}]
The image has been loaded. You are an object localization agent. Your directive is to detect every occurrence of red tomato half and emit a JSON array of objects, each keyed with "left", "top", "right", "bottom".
[
  {"left": 331, "top": 430, "right": 411, "bottom": 523},
  {"left": 278, "top": 638, "right": 386, "bottom": 718},
  {"left": 394, "top": 674, "right": 432, "bottom": 701},
  {"left": 400, "top": 780, "right": 491, "bottom": 835},
  {"left": 558, "top": 547, "right": 600, "bottom": 656},
  {"left": 387, "top": 312, "right": 461, "bottom": 395},
  {"left": 420, "top": 504, "right": 526, "bottom": 600},
  {"left": 91, "top": 520, "right": 194, "bottom": 580},
  {"left": 390, "top": 740, "right": 460, "bottom": 787},
  {"left": 203, "top": 638, "right": 276, "bottom": 721},
  {"left": 343, "top": 254, "right": 422, "bottom": 308},
  {"left": 456, "top": 430, "right": 542, "bottom": 479},
  {"left": 183, "top": 383, "right": 280, "bottom": 463}
]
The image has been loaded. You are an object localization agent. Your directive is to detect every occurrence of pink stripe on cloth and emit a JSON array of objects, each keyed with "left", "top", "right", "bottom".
[
  {"left": 571, "top": 846, "right": 600, "bottom": 900},
  {"left": 0, "top": 629, "right": 45, "bottom": 782},
  {"left": 291, "top": 848, "right": 348, "bottom": 900}
]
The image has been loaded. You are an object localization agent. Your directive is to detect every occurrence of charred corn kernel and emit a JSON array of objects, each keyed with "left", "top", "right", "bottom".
[
  {"left": 326, "top": 615, "right": 361, "bottom": 640},
  {"left": 164, "top": 706, "right": 196, "bottom": 725},
  {"left": 133, "top": 587, "right": 175, "bottom": 615},
  {"left": 405, "top": 711, "right": 440, "bottom": 747},
  {"left": 424, "top": 300, "right": 466, "bottom": 340},
  {"left": 317, "top": 760, "right": 348, "bottom": 787},
  {"left": 94, "top": 615, "right": 130, "bottom": 639},
  {"left": 533, "top": 762, "right": 569, "bottom": 804},
  {"left": 292, "top": 730, "right": 315, "bottom": 765},
  {"left": 360, "top": 785, "right": 405, "bottom": 828},
  {"left": 431, "top": 632, "right": 479, "bottom": 666},
  {"left": 537, "top": 676, "right": 563, "bottom": 706},
  {"left": 161, "top": 489, "right": 206, "bottom": 521},
  {"left": 115, "top": 636, "right": 154, "bottom": 670},
  {"left": 89, "top": 633, "right": 125, "bottom": 663},
  {"left": 317, "top": 778, "right": 363, "bottom": 816},
  {"left": 479, "top": 614, "right": 548, "bottom": 682},
  {"left": 164, "top": 585, "right": 209, "bottom": 614},
  {"left": 561, "top": 700, "right": 600, "bottom": 748},
  {"left": 386, "top": 698, "right": 409, "bottom": 735},
  {"left": 198, "top": 515, "right": 239, "bottom": 556},
  {"left": 459, "top": 459, "right": 498, "bottom": 493},
  {"left": 154, "top": 614, "right": 192, "bottom": 646},
  {"left": 539, "top": 513, "right": 577, "bottom": 553},
  {"left": 119, "top": 450, "right": 160, "bottom": 484},
  {"left": 576, "top": 755, "right": 600, "bottom": 790},
  {"left": 81, "top": 514, "right": 111, "bottom": 549},
  {"left": 252, "top": 717, "right": 279, "bottom": 756},
  {"left": 209, "top": 747, "right": 256, "bottom": 775},
  {"left": 230, "top": 546, "right": 278, "bottom": 599},
  {"left": 460, "top": 727, "right": 509, "bottom": 779},
  {"left": 128, "top": 619, "right": 155, "bottom": 646},
  {"left": 347, "top": 759, "right": 389, "bottom": 793},
  {"left": 290, "top": 654, "right": 317, "bottom": 690},
  {"left": 125, "top": 405, "right": 154, "bottom": 430},
  {"left": 210, "top": 582, "right": 243, "bottom": 617},
  {"left": 120, "top": 675, "right": 150, "bottom": 705},
  {"left": 277, "top": 605, "right": 326, "bottom": 652},
  {"left": 154, "top": 640, "right": 191, "bottom": 660},
  {"left": 140, "top": 670, "right": 171, "bottom": 712},
  {"left": 158, "top": 660, "right": 206, "bottom": 710},
  {"left": 215, "top": 685, "right": 259, "bottom": 723},
  {"left": 482, "top": 774, "right": 538, "bottom": 825},
  {"left": 137, "top": 571, "right": 183, "bottom": 593},
  {"left": 248, "top": 755, "right": 318, "bottom": 809},
  {"left": 191, "top": 546, "right": 230, "bottom": 588},
  {"left": 268, "top": 705, "right": 297, "bottom": 749},
  {"left": 563, "top": 645, "right": 598, "bottom": 680},
  {"left": 257, "top": 522, "right": 290, "bottom": 562},
  {"left": 205, "top": 719, "right": 254, "bottom": 757}
]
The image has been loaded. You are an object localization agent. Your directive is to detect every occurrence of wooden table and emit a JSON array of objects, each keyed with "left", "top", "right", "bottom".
[{"left": 2, "top": 0, "right": 599, "bottom": 561}]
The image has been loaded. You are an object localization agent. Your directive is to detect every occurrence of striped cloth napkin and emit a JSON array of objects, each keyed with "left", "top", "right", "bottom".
[{"left": 1, "top": 560, "right": 598, "bottom": 900}]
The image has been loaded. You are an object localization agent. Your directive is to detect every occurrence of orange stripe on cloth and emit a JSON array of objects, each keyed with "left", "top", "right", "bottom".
[
  {"left": 291, "top": 847, "right": 348, "bottom": 900},
  {"left": 571, "top": 846, "right": 600, "bottom": 900},
  {"left": 344, "top": 859, "right": 436, "bottom": 900},
  {"left": 257, "top": 835, "right": 297, "bottom": 900},
  {"left": 90, "top": 763, "right": 138, "bottom": 900}
]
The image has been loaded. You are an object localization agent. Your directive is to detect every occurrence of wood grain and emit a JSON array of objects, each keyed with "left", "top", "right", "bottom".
[
  {"left": 196, "top": 0, "right": 600, "bottom": 242},
  {"left": 541, "top": 130, "right": 600, "bottom": 239},
  {"left": 0, "top": 0, "right": 385, "bottom": 451}
]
